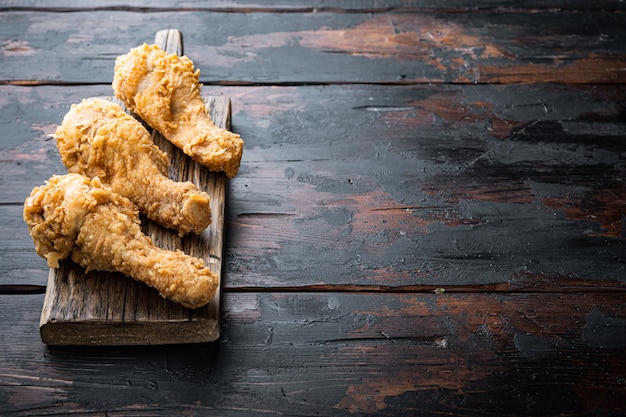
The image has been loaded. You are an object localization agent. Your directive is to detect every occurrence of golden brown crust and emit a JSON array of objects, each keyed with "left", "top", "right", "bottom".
[
  {"left": 54, "top": 98, "right": 211, "bottom": 235},
  {"left": 23, "top": 174, "right": 218, "bottom": 309},
  {"left": 113, "top": 44, "right": 244, "bottom": 178}
]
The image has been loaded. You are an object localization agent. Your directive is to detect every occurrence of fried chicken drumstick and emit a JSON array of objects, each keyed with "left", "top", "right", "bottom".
[
  {"left": 55, "top": 98, "right": 211, "bottom": 236},
  {"left": 113, "top": 44, "right": 244, "bottom": 178},
  {"left": 23, "top": 174, "right": 218, "bottom": 309}
]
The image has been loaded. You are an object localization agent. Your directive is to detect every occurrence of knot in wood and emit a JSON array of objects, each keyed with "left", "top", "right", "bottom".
[{"left": 486, "top": 314, "right": 503, "bottom": 332}]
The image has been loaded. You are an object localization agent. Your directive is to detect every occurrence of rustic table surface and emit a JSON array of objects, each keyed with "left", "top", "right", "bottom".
[{"left": 1, "top": 1, "right": 626, "bottom": 416}]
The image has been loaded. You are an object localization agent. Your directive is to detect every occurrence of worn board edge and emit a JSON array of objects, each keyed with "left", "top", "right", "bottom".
[{"left": 39, "top": 29, "right": 229, "bottom": 346}]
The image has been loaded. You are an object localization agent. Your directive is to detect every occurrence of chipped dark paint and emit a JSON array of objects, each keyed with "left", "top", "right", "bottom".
[
  {"left": 2, "top": 3, "right": 626, "bottom": 416},
  {"left": 1, "top": 11, "right": 626, "bottom": 84},
  {"left": 3, "top": 82, "right": 626, "bottom": 289},
  {"left": 225, "top": 83, "right": 626, "bottom": 288},
  {"left": 584, "top": 309, "right": 626, "bottom": 349}
]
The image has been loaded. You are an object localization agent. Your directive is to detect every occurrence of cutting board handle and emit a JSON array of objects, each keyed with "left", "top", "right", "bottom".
[{"left": 155, "top": 29, "right": 183, "bottom": 55}]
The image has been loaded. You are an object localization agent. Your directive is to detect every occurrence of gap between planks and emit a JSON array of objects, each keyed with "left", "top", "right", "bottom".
[
  {"left": 225, "top": 284, "right": 626, "bottom": 294},
  {"left": 6, "top": 284, "right": 624, "bottom": 296}
]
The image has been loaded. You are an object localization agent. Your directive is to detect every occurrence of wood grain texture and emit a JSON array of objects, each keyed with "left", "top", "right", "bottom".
[
  {"left": 39, "top": 30, "right": 229, "bottom": 345},
  {"left": 2, "top": 83, "right": 625, "bottom": 291},
  {"left": 1, "top": 10, "right": 625, "bottom": 85},
  {"left": 1, "top": 2, "right": 626, "bottom": 415},
  {"left": 4, "top": 0, "right": 625, "bottom": 11},
  {"left": 220, "top": 84, "right": 626, "bottom": 290},
  {"left": 3, "top": 292, "right": 626, "bottom": 416}
]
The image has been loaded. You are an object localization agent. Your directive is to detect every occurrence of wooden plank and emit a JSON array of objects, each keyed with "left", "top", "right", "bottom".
[
  {"left": 1, "top": 10, "right": 625, "bottom": 85},
  {"left": 213, "top": 84, "right": 626, "bottom": 291},
  {"left": 0, "top": 205, "right": 48, "bottom": 287},
  {"left": 4, "top": 0, "right": 625, "bottom": 11},
  {"left": 0, "top": 84, "right": 113, "bottom": 207},
  {"left": 3, "top": 83, "right": 626, "bottom": 290},
  {"left": 38, "top": 30, "right": 228, "bottom": 345},
  {"left": 3, "top": 292, "right": 626, "bottom": 415}
]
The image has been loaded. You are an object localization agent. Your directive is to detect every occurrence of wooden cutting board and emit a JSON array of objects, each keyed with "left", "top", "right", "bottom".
[{"left": 39, "top": 30, "right": 227, "bottom": 346}]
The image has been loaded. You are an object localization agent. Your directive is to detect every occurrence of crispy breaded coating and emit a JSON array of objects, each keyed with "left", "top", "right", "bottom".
[
  {"left": 55, "top": 98, "right": 211, "bottom": 235},
  {"left": 113, "top": 43, "right": 244, "bottom": 178},
  {"left": 23, "top": 174, "right": 218, "bottom": 309}
]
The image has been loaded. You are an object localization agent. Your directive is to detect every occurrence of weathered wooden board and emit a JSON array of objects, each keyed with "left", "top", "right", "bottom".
[
  {"left": 3, "top": 82, "right": 626, "bottom": 291},
  {"left": 38, "top": 30, "right": 228, "bottom": 345},
  {"left": 3, "top": 292, "right": 626, "bottom": 416},
  {"left": 4, "top": 0, "right": 625, "bottom": 11},
  {"left": 1, "top": 10, "right": 625, "bottom": 84},
  {"left": 1, "top": 1, "right": 625, "bottom": 415}
]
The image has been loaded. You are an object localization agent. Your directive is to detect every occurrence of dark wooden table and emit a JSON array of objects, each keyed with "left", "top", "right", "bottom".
[{"left": 2, "top": 1, "right": 626, "bottom": 415}]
